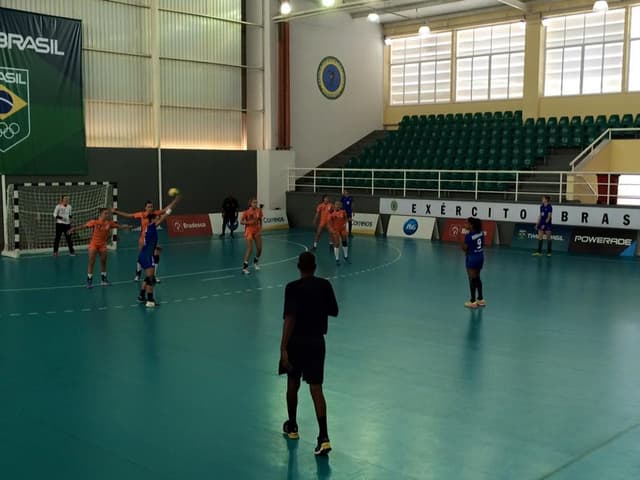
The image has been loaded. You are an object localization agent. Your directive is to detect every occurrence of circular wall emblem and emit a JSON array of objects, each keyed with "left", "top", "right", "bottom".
[
  {"left": 390, "top": 200, "right": 398, "bottom": 212},
  {"left": 317, "top": 56, "right": 346, "bottom": 99}
]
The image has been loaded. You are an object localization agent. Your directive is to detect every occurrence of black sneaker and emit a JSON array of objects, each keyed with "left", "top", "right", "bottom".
[
  {"left": 314, "top": 437, "right": 331, "bottom": 455},
  {"left": 282, "top": 420, "right": 299, "bottom": 440},
  {"left": 137, "top": 294, "right": 145, "bottom": 303}
]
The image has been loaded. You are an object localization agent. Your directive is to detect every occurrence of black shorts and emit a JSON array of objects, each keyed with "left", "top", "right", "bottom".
[{"left": 287, "top": 336, "right": 326, "bottom": 385}]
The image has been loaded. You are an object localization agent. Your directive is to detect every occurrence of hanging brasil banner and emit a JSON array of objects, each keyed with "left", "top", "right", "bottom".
[{"left": 0, "top": 7, "right": 85, "bottom": 174}]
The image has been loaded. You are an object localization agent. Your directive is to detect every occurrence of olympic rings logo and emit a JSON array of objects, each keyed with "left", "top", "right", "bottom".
[{"left": 0, "top": 122, "right": 20, "bottom": 139}]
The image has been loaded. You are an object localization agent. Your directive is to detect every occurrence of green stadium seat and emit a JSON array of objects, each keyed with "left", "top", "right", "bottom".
[
  {"left": 559, "top": 116, "right": 569, "bottom": 127},
  {"left": 524, "top": 118, "right": 534, "bottom": 128},
  {"left": 570, "top": 116, "right": 582, "bottom": 127},
  {"left": 608, "top": 114, "right": 620, "bottom": 129},
  {"left": 585, "top": 126, "right": 598, "bottom": 145},
  {"left": 535, "top": 118, "right": 546, "bottom": 129},
  {"left": 560, "top": 127, "right": 570, "bottom": 147},
  {"left": 634, "top": 114, "right": 640, "bottom": 128},
  {"left": 504, "top": 111, "right": 513, "bottom": 121},
  {"left": 583, "top": 115, "right": 594, "bottom": 127},
  {"left": 622, "top": 113, "right": 634, "bottom": 128}
]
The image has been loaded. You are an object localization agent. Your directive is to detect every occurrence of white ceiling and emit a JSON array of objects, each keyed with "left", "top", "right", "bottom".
[{"left": 277, "top": 1, "right": 534, "bottom": 24}]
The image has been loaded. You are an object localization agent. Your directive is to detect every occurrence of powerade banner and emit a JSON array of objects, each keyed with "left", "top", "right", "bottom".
[
  {"left": 441, "top": 219, "right": 496, "bottom": 246},
  {"left": 0, "top": 8, "right": 85, "bottom": 174},
  {"left": 569, "top": 227, "right": 638, "bottom": 256},
  {"left": 380, "top": 198, "right": 640, "bottom": 230},
  {"left": 511, "top": 223, "right": 572, "bottom": 252}
]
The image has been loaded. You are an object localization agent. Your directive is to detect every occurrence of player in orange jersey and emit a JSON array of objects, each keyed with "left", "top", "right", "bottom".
[
  {"left": 329, "top": 200, "right": 349, "bottom": 264},
  {"left": 240, "top": 198, "right": 263, "bottom": 274},
  {"left": 311, "top": 195, "right": 333, "bottom": 253},
  {"left": 113, "top": 196, "right": 180, "bottom": 281},
  {"left": 69, "top": 208, "right": 130, "bottom": 288}
]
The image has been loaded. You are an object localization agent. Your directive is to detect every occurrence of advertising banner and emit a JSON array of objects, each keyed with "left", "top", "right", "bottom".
[
  {"left": 0, "top": 7, "right": 85, "bottom": 174},
  {"left": 261, "top": 209, "right": 289, "bottom": 232},
  {"left": 387, "top": 215, "right": 435, "bottom": 240},
  {"left": 511, "top": 223, "right": 573, "bottom": 252},
  {"left": 380, "top": 198, "right": 640, "bottom": 230},
  {"left": 167, "top": 214, "right": 212, "bottom": 237},
  {"left": 568, "top": 227, "right": 638, "bottom": 256},
  {"left": 441, "top": 219, "right": 496, "bottom": 246},
  {"left": 350, "top": 213, "right": 380, "bottom": 236},
  {"left": 209, "top": 212, "right": 245, "bottom": 235}
]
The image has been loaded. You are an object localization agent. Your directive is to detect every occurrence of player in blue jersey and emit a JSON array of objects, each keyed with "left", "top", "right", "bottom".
[
  {"left": 340, "top": 190, "right": 354, "bottom": 237},
  {"left": 533, "top": 195, "right": 553, "bottom": 257},
  {"left": 137, "top": 211, "right": 171, "bottom": 308},
  {"left": 462, "top": 217, "right": 486, "bottom": 309}
]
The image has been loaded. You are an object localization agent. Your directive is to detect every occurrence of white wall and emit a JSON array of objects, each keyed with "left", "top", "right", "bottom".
[
  {"left": 257, "top": 150, "right": 295, "bottom": 209},
  {"left": 289, "top": 10, "right": 383, "bottom": 169}
]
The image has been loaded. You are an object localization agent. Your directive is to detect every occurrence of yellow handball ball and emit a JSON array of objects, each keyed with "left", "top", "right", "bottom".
[{"left": 168, "top": 187, "right": 180, "bottom": 197}]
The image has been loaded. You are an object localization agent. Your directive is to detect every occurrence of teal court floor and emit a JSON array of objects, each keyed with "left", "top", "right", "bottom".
[{"left": 1, "top": 230, "right": 640, "bottom": 479}]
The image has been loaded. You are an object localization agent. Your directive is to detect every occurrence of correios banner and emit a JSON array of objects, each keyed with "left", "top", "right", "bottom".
[
  {"left": 380, "top": 198, "right": 640, "bottom": 230},
  {"left": 0, "top": 7, "right": 85, "bottom": 174}
]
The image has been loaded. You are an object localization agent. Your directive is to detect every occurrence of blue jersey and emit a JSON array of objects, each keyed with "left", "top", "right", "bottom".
[
  {"left": 141, "top": 222, "right": 158, "bottom": 255},
  {"left": 341, "top": 195, "right": 353, "bottom": 215},
  {"left": 464, "top": 230, "right": 485, "bottom": 255},
  {"left": 539, "top": 204, "right": 552, "bottom": 225}
]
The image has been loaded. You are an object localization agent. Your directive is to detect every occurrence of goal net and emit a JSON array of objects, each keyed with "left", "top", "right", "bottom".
[{"left": 2, "top": 182, "right": 118, "bottom": 257}]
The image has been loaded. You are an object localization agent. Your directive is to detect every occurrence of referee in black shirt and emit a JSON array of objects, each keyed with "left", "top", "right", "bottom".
[
  {"left": 220, "top": 195, "right": 239, "bottom": 238},
  {"left": 280, "top": 252, "right": 338, "bottom": 456}
]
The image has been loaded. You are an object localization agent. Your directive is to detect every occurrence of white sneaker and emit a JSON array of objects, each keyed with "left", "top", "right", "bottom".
[
  {"left": 254, "top": 263, "right": 261, "bottom": 271},
  {"left": 242, "top": 268, "right": 250, "bottom": 275},
  {"left": 146, "top": 300, "right": 156, "bottom": 308}
]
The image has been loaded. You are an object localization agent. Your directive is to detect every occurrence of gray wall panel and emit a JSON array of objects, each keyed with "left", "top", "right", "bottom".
[{"left": 161, "top": 150, "right": 257, "bottom": 214}]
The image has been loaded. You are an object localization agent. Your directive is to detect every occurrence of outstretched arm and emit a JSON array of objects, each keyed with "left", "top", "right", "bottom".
[
  {"left": 111, "top": 208, "right": 135, "bottom": 219},
  {"left": 161, "top": 195, "right": 181, "bottom": 214}
]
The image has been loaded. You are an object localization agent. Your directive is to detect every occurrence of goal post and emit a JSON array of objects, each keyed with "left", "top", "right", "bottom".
[{"left": 2, "top": 181, "right": 118, "bottom": 257}]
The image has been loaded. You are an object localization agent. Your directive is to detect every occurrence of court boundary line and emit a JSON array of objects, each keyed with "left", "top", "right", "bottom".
[
  {"left": 0, "top": 241, "right": 403, "bottom": 317},
  {"left": 0, "top": 237, "right": 309, "bottom": 293},
  {"left": 537, "top": 420, "right": 640, "bottom": 479}
]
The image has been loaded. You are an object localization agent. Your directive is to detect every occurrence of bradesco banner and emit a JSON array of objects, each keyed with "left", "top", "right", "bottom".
[
  {"left": 209, "top": 213, "right": 245, "bottom": 235},
  {"left": 167, "top": 214, "right": 212, "bottom": 237},
  {"left": 380, "top": 198, "right": 640, "bottom": 230},
  {"left": 0, "top": 8, "right": 86, "bottom": 174},
  {"left": 351, "top": 213, "right": 380, "bottom": 235},
  {"left": 569, "top": 227, "right": 638, "bottom": 256},
  {"left": 441, "top": 219, "right": 496, "bottom": 246},
  {"left": 511, "top": 223, "right": 573, "bottom": 252},
  {"left": 261, "top": 209, "right": 289, "bottom": 232},
  {"left": 387, "top": 215, "right": 435, "bottom": 239}
]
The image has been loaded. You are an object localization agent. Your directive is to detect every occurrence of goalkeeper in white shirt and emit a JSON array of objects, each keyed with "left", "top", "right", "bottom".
[{"left": 53, "top": 195, "right": 75, "bottom": 256}]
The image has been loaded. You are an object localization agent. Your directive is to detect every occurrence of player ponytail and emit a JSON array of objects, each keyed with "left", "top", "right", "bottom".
[{"left": 468, "top": 217, "right": 482, "bottom": 233}]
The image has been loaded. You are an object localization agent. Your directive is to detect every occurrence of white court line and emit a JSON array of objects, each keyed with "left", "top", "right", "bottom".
[
  {"left": 0, "top": 238, "right": 308, "bottom": 293},
  {"left": 201, "top": 275, "right": 235, "bottom": 282}
]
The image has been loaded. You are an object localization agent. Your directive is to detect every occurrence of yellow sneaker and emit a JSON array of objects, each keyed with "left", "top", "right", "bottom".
[
  {"left": 532, "top": 252, "right": 542, "bottom": 257},
  {"left": 464, "top": 301, "right": 478, "bottom": 309}
]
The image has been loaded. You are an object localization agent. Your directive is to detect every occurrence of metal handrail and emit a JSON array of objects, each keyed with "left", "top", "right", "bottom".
[
  {"left": 288, "top": 167, "right": 640, "bottom": 205},
  {"left": 570, "top": 128, "right": 640, "bottom": 170}
]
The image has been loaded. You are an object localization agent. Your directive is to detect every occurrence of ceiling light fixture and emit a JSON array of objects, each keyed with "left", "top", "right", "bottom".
[
  {"left": 419, "top": 25, "right": 431, "bottom": 37},
  {"left": 280, "top": 1, "right": 292, "bottom": 15},
  {"left": 322, "top": 0, "right": 336, "bottom": 7},
  {"left": 593, "top": 1, "right": 609, "bottom": 12},
  {"left": 368, "top": 12, "right": 380, "bottom": 23}
]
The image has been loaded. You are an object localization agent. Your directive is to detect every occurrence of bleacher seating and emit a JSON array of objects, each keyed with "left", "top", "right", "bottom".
[{"left": 317, "top": 111, "right": 640, "bottom": 192}]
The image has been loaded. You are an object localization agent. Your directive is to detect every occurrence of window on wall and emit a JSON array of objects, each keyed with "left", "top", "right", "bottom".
[
  {"left": 544, "top": 9, "right": 625, "bottom": 96},
  {"left": 455, "top": 22, "right": 525, "bottom": 102},
  {"left": 629, "top": 7, "right": 640, "bottom": 91},
  {"left": 389, "top": 32, "right": 452, "bottom": 105}
]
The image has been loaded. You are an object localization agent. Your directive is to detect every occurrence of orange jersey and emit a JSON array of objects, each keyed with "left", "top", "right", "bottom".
[
  {"left": 330, "top": 210, "right": 348, "bottom": 232},
  {"left": 316, "top": 203, "right": 333, "bottom": 224},
  {"left": 86, "top": 219, "right": 117, "bottom": 247},
  {"left": 242, "top": 207, "right": 263, "bottom": 233},
  {"left": 133, "top": 210, "right": 162, "bottom": 237}
]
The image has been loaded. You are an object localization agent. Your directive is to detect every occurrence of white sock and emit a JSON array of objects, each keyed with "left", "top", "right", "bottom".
[
  {"left": 101, "top": 272, "right": 107, "bottom": 277},
  {"left": 313, "top": 242, "right": 317, "bottom": 248},
  {"left": 334, "top": 247, "right": 339, "bottom": 260},
  {"left": 87, "top": 273, "right": 93, "bottom": 279},
  {"left": 136, "top": 262, "right": 141, "bottom": 272},
  {"left": 343, "top": 246, "right": 349, "bottom": 258}
]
